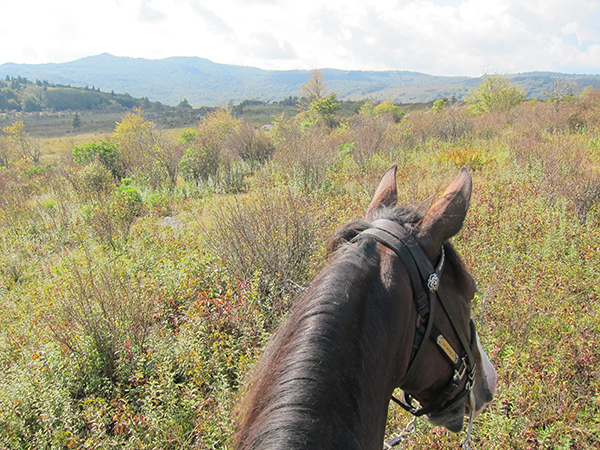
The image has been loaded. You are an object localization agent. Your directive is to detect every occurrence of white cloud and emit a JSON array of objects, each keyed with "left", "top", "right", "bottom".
[
  {"left": 184, "top": 1, "right": 235, "bottom": 35},
  {"left": 0, "top": 0, "right": 599, "bottom": 75},
  {"left": 245, "top": 33, "right": 298, "bottom": 60},
  {"left": 562, "top": 21, "right": 600, "bottom": 45},
  {"left": 138, "top": 0, "right": 167, "bottom": 24}
]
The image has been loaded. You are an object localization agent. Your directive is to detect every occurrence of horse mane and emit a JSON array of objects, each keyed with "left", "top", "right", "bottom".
[
  {"left": 235, "top": 234, "right": 381, "bottom": 448},
  {"left": 234, "top": 205, "right": 470, "bottom": 448}
]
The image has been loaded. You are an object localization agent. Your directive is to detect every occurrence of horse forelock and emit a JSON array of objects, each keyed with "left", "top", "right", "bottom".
[
  {"left": 370, "top": 205, "right": 472, "bottom": 291},
  {"left": 326, "top": 206, "right": 422, "bottom": 255}
]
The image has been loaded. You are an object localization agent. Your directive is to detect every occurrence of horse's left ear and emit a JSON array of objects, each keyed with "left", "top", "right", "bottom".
[
  {"left": 417, "top": 167, "right": 472, "bottom": 259},
  {"left": 366, "top": 165, "right": 398, "bottom": 220}
]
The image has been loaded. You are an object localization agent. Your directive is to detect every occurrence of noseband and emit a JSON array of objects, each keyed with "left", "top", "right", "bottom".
[{"left": 354, "top": 219, "right": 477, "bottom": 419}]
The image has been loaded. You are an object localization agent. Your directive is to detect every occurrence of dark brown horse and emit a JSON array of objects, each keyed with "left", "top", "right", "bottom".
[{"left": 235, "top": 167, "right": 497, "bottom": 449}]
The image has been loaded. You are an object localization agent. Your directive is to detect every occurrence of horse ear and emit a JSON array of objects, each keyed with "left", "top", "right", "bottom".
[
  {"left": 366, "top": 165, "right": 398, "bottom": 220},
  {"left": 417, "top": 167, "right": 472, "bottom": 258}
]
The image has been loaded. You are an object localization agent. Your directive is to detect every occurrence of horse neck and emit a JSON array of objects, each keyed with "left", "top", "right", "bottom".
[{"left": 236, "top": 247, "right": 416, "bottom": 450}]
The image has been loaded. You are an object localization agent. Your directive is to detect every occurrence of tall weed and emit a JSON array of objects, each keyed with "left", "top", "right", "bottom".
[
  {"left": 271, "top": 117, "right": 341, "bottom": 192},
  {"left": 205, "top": 190, "right": 321, "bottom": 319}
]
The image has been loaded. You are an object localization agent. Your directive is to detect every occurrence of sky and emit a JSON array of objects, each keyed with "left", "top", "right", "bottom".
[{"left": 1, "top": 0, "right": 600, "bottom": 76}]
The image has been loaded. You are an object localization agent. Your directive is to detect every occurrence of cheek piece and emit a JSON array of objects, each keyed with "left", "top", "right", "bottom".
[{"left": 353, "top": 219, "right": 479, "bottom": 449}]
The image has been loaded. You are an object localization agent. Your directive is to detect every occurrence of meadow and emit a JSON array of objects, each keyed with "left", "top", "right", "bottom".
[{"left": 0, "top": 85, "right": 599, "bottom": 449}]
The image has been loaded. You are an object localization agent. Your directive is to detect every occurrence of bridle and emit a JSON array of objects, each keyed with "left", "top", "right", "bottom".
[{"left": 354, "top": 219, "right": 478, "bottom": 448}]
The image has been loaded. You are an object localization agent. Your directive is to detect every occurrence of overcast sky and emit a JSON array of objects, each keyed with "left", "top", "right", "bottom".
[{"left": 1, "top": 0, "right": 599, "bottom": 76}]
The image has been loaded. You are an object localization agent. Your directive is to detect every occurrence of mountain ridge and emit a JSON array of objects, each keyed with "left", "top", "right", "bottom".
[{"left": 1, "top": 54, "right": 599, "bottom": 107}]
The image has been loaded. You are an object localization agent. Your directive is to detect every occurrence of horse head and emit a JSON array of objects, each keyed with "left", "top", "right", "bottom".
[{"left": 367, "top": 165, "right": 497, "bottom": 434}]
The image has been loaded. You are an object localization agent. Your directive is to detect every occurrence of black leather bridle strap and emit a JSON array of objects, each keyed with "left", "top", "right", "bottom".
[
  {"left": 357, "top": 222, "right": 442, "bottom": 387},
  {"left": 355, "top": 224, "right": 434, "bottom": 375},
  {"left": 436, "top": 284, "right": 475, "bottom": 370},
  {"left": 372, "top": 219, "right": 475, "bottom": 372},
  {"left": 354, "top": 218, "right": 477, "bottom": 419}
]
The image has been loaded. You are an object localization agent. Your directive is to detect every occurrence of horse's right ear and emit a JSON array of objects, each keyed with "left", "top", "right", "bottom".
[
  {"left": 366, "top": 165, "right": 398, "bottom": 220},
  {"left": 417, "top": 167, "right": 472, "bottom": 260}
]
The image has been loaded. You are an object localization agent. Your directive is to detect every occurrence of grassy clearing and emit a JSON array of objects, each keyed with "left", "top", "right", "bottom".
[{"left": 1, "top": 91, "right": 600, "bottom": 448}]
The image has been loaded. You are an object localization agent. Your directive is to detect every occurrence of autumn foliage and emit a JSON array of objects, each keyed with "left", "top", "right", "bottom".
[{"left": 1, "top": 82, "right": 600, "bottom": 448}]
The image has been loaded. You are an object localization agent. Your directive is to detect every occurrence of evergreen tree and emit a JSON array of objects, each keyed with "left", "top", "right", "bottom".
[
  {"left": 177, "top": 98, "right": 192, "bottom": 109},
  {"left": 72, "top": 112, "right": 82, "bottom": 129}
]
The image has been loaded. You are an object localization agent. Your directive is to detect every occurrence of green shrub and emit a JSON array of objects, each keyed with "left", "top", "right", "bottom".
[
  {"left": 465, "top": 73, "right": 526, "bottom": 115},
  {"left": 72, "top": 139, "right": 126, "bottom": 181},
  {"left": 179, "top": 109, "right": 238, "bottom": 185},
  {"left": 373, "top": 100, "right": 405, "bottom": 122}
]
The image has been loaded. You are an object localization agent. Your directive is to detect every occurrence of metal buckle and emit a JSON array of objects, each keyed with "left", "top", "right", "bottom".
[
  {"left": 384, "top": 416, "right": 418, "bottom": 449},
  {"left": 469, "top": 364, "right": 477, "bottom": 381},
  {"left": 465, "top": 364, "right": 477, "bottom": 391},
  {"left": 454, "top": 358, "right": 468, "bottom": 383}
]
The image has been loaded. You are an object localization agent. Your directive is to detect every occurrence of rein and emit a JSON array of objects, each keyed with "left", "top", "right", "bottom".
[{"left": 354, "top": 219, "right": 477, "bottom": 449}]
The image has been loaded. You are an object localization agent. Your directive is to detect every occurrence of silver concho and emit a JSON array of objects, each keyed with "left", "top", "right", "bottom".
[{"left": 427, "top": 273, "right": 440, "bottom": 292}]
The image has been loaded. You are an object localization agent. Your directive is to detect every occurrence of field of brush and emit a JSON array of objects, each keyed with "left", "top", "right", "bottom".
[{"left": 1, "top": 92, "right": 599, "bottom": 448}]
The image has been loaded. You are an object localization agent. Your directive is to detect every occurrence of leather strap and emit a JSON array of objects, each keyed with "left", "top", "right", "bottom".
[
  {"left": 352, "top": 218, "right": 476, "bottom": 418},
  {"left": 371, "top": 219, "right": 475, "bottom": 374}
]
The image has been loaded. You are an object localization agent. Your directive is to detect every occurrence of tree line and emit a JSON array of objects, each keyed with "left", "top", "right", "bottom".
[{"left": 0, "top": 75, "right": 163, "bottom": 112}]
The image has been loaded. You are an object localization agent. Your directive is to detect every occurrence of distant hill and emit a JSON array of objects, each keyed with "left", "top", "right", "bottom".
[
  {"left": 0, "top": 75, "right": 159, "bottom": 112},
  {"left": 1, "top": 54, "right": 600, "bottom": 107}
]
